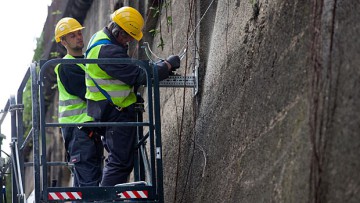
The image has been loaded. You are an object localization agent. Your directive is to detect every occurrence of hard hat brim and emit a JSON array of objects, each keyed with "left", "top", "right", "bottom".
[{"left": 55, "top": 26, "right": 84, "bottom": 43}]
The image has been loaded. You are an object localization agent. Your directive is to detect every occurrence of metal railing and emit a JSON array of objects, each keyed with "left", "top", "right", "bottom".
[{"left": 3, "top": 58, "right": 165, "bottom": 202}]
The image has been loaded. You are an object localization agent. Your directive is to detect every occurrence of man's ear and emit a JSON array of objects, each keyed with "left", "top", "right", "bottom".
[
  {"left": 112, "top": 29, "right": 120, "bottom": 38},
  {"left": 60, "top": 38, "right": 67, "bottom": 47}
]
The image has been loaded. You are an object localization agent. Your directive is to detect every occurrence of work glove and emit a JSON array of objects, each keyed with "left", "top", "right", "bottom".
[{"left": 166, "top": 55, "right": 181, "bottom": 71}]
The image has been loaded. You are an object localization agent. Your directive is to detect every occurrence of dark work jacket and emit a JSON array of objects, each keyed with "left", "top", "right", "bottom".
[
  {"left": 86, "top": 28, "right": 170, "bottom": 121},
  {"left": 96, "top": 28, "right": 170, "bottom": 86},
  {"left": 58, "top": 55, "right": 86, "bottom": 101}
]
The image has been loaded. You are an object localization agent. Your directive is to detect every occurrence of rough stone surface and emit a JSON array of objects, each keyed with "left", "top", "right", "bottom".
[
  {"left": 24, "top": 0, "right": 359, "bottom": 202},
  {"left": 153, "top": 0, "right": 360, "bottom": 202}
]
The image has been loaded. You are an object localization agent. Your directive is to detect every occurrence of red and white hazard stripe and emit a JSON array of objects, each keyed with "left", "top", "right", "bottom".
[
  {"left": 48, "top": 192, "right": 82, "bottom": 200},
  {"left": 117, "top": 190, "right": 148, "bottom": 199}
]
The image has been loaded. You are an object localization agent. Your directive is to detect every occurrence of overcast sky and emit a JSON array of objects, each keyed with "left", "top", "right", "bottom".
[{"left": 0, "top": 0, "right": 51, "bottom": 154}]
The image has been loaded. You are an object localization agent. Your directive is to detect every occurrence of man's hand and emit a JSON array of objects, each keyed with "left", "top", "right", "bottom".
[{"left": 166, "top": 55, "right": 181, "bottom": 71}]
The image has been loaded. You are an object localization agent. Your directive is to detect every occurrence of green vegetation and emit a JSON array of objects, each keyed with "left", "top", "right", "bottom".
[
  {"left": 149, "top": 1, "right": 173, "bottom": 50},
  {"left": 51, "top": 10, "right": 62, "bottom": 15},
  {"left": 249, "top": 0, "right": 260, "bottom": 19}
]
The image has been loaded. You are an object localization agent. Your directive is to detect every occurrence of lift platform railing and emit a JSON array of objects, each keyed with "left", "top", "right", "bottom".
[
  {"left": 28, "top": 58, "right": 164, "bottom": 202},
  {"left": 3, "top": 55, "right": 198, "bottom": 202},
  {"left": 1, "top": 64, "right": 34, "bottom": 203}
]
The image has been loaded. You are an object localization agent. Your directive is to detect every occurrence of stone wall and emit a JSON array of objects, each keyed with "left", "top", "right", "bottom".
[
  {"left": 151, "top": 0, "right": 360, "bottom": 202},
  {"left": 33, "top": 0, "right": 360, "bottom": 202}
]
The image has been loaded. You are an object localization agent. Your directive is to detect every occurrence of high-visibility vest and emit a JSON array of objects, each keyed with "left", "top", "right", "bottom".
[
  {"left": 54, "top": 54, "right": 94, "bottom": 123},
  {"left": 85, "top": 30, "right": 136, "bottom": 108}
]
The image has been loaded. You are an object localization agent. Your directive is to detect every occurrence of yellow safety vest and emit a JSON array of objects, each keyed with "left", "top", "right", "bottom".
[
  {"left": 85, "top": 30, "right": 136, "bottom": 108},
  {"left": 54, "top": 54, "right": 94, "bottom": 123}
]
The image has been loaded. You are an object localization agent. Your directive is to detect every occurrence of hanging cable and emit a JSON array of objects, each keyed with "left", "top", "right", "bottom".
[
  {"left": 167, "top": 0, "right": 175, "bottom": 54},
  {"left": 140, "top": 1, "right": 210, "bottom": 202},
  {"left": 142, "top": 0, "right": 216, "bottom": 62},
  {"left": 178, "top": 0, "right": 216, "bottom": 55},
  {"left": 173, "top": 0, "right": 197, "bottom": 202}
]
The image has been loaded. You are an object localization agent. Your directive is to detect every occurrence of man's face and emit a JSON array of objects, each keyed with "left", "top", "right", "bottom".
[
  {"left": 117, "top": 30, "right": 135, "bottom": 46},
  {"left": 62, "top": 30, "right": 84, "bottom": 50}
]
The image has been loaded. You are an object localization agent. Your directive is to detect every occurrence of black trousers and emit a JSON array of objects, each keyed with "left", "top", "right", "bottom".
[
  {"left": 62, "top": 127, "right": 104, "bottom": 187},
  {"left": 100, "top": 104, "right": 137, "bottom": 186}
]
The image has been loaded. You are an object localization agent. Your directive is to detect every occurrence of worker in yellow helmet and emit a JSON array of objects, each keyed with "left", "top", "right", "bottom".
[
  {"left": 54, "top": 17, "right": 104, "bottom": 187},
  {"left": 85, "top": 7, "right": 181, "bottom": 186}
]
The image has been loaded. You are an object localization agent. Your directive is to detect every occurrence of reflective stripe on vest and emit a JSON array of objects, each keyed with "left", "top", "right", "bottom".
[
  {"left": 85, "top": 74, "right": 126, "bottom": 85},
  {"left": 59, "top": 107, "right": 87, "bottom": 118},
  {"left": 59, "top": 98, "right": 85, "bottom": 106},
  {"left": 85, "top": 30, "right": 136, "bottom": 108},
  {"left": 54, "top": 54, "right": 94, "bottom": 123}
]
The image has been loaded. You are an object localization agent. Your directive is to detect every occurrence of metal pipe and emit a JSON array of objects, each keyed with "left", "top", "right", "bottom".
[
  {"left": 0, "top": 100, "right": 9, "bottom": 125},
  {"left": 9, "top": 96, "right": 19, "bottom": 203},
  {"left": 152, "top": 63, "right": 164, "bottom": 203},
  {"left": 19, "top": 128, "right": 33, "bottom": 151},
  {"left": 13, "top": 142, "right": 25, "bottom": 200},
  {"left": 140, "top": 144, "right": 152, "bottom": 185},
  {"left": 30, "top": 63, "right": 41, "bottom": 203}
]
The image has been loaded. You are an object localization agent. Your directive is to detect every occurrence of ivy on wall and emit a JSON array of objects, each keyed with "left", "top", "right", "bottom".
[{"left": 149, "top": 0, "right": 173, "bottom": 50}]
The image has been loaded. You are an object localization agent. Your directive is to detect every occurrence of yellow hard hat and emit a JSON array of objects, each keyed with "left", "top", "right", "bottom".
[
  {"left": 111, "top": 7, "right": 144, "bottom": 41},
  {"left": 54, "top": 17, "right": 84, "bottom": 43}
]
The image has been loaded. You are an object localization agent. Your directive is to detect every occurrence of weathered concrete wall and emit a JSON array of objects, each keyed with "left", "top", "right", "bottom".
[
  {"left": 317, "top": 1, "right": 360, "bottom": 202},
  {"left": 82, "top": 1, "right": 119, "bottom": 46},
  {"left": 35, "top": 0, "right": 360, "bottom": 202},
  {"left": 152, "top": 0, "right": 360, "bottom": 203},
  {"left": 155, "top": 0, "right": 312, "bottom": 202}
]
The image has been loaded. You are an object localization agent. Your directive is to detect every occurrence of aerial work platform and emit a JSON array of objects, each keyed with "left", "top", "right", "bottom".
[{"left": 0, "top": 57, "right": 197, "bottom": 203}]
